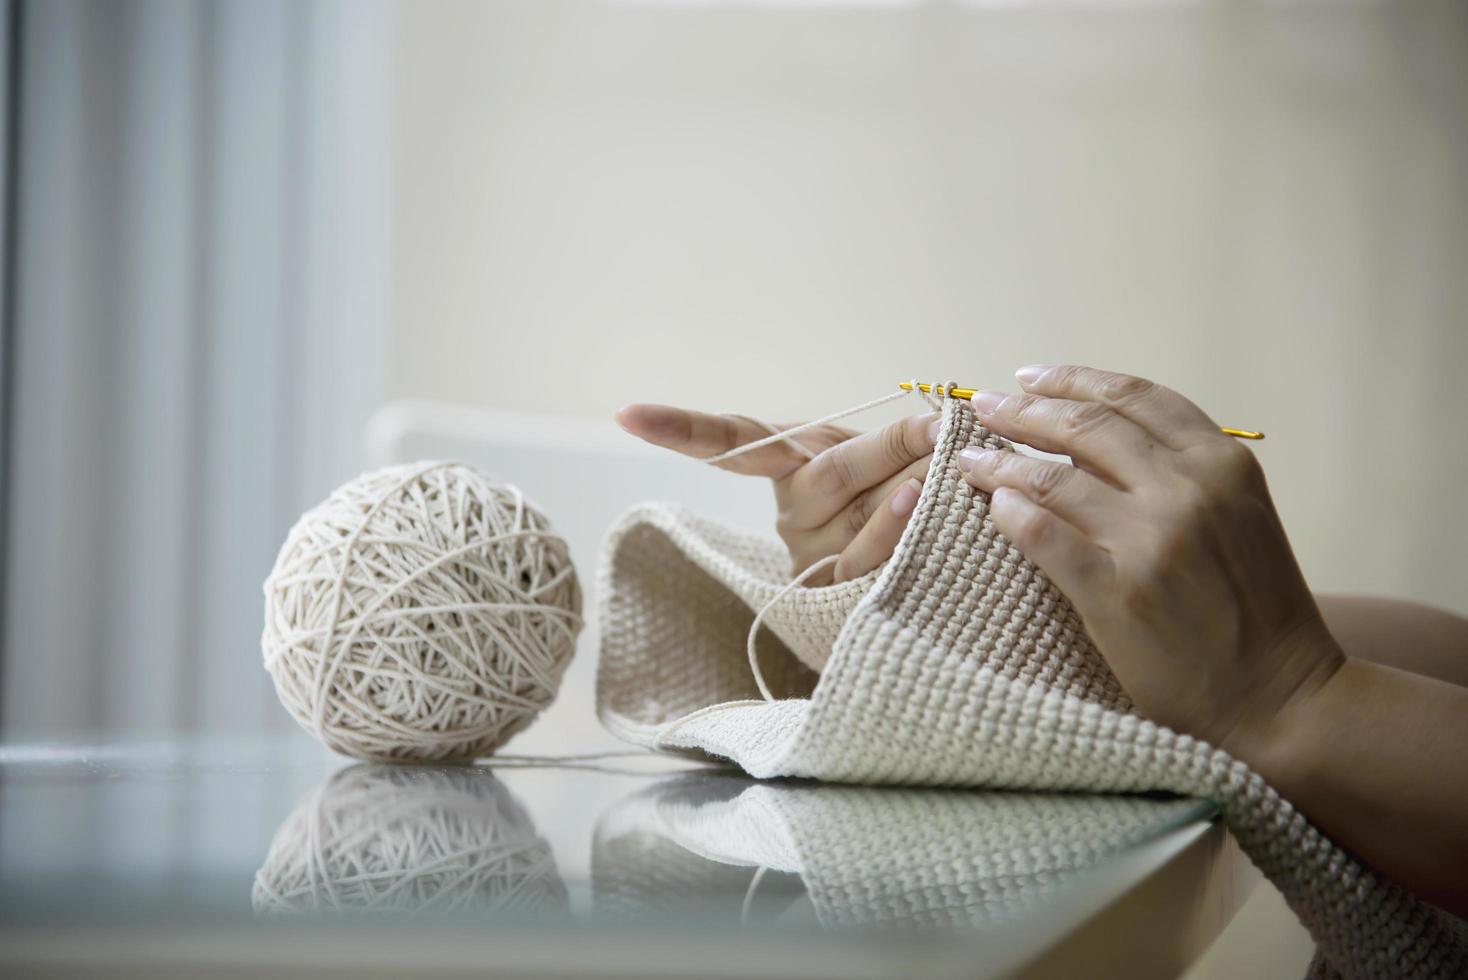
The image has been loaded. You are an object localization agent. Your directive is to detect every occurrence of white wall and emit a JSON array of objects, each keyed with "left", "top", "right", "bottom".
[
  {"left": 6, "top": 0, "right": 1461, "bottom": 740},
  {"left": 387, "top": 0, "right": 1468, "bottom": 614}
]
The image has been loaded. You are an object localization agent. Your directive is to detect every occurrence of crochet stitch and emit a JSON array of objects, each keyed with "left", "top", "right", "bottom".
[{"left": 596, "top": 398, "right": 1466, "bottom": 979}]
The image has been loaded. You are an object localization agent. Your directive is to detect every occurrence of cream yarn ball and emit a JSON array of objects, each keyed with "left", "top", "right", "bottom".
[{"left": 262, "top": 461, "right": 582, "bottom": 761}]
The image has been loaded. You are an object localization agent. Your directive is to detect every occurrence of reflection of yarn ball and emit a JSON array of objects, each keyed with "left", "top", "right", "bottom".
[
  {"left": 262, "top": 461, "right": 582, "bottom": 761},
  {"left": 252, "top": 764, "right": 568, "bottom": 917}
]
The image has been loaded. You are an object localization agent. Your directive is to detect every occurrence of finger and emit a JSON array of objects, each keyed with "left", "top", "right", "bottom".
[
  {"left": 615, "top": 404, "right": 815, "bottom": 479},
  {"left": 987, "top": 487, "right": 1113, "bottom": 608},
  {"left": 967, "top": 392, "right": 1155, "bottom": 488},
  {"left": 784, "top": 412, "right": 940, "bottom": 528},
  {"left": 832, "top": 477, "right": 921, "bottom": 583},
  {"left": 957, "top": 447, "right": 1122, "bottom": 533},
  {"left": 1012, "top": 364, "right": 1219, "bottom": 449},
  {"left": 787, "top": 454, "right": 932, "bottom": 566}
]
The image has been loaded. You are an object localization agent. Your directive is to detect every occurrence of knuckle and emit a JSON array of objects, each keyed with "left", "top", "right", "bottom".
[
  {"left": 880, "top": 418, "right": 912, "bottom": 466},
  {"left": 1010, "top": 393, "right": 1044, "bottom": 422},
  {"left": 1049, "top": 364, "right": 1086, "bottom": 391},
  {"left": 1097, "top": 372, "right": 1155, "bottom": 405},
  {"left": 1012, "top": 506, "right": 1051, "bottom": 551},
  {"left": 816, "top": 443, "right": 859, "bottom": 496},
  {"left": 1024, "top": 462, "right": 1069, "bottom": 503},
  {"left": 1219, "top": 442, "right": 1263, "bottom": 485},
  {"left": 987, "top": 450, "right": 1018, "bottom": 480},
  {"left": 1194, "top": 440, "right": 1262, "bottom": 492},
  {"left": 846, "top": 492, "right": 877, "bottom": 537},
  {"left": 993, "top": 490, "right": 1047, "bottom": 550},
  {"left": 1059, "top": 401, "right": 1112, "bottom": 439}
]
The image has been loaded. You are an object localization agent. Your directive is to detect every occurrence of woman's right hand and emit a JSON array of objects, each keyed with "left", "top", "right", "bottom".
[{"left": 615, "top": 405, "right": 938, "bottom": 584}]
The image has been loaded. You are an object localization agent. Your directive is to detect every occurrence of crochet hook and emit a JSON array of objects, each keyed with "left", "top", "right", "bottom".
[{"left": 899, "top": 381, "right": 1265, "bottom": 440}]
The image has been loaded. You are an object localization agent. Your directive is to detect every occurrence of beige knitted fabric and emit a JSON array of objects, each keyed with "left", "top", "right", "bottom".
[
  {"left": 594, "top": 774, "right": 1205, "bottom": 934},
  {"left": 596, "top": 398, "right": 1467, "bottom": 980}
]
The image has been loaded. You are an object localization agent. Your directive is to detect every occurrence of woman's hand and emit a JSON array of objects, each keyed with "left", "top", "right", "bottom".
[
  {"left": 960, "top": 365, "right": 1468, "bottom": 915},
  {"left": 956, "top": 364, "right": 1342, "bottom": 752},
  {"left": 615, "top": 404, "right": 937, "bottom": 584}
]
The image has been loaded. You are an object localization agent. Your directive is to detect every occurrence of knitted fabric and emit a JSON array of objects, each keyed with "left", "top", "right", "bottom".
[
  {"left": 594, "top": 774, "right": 1206, "bottom": 933},
  {"left": 596, "top": 398, "right": 1467, "bottom": 980}
]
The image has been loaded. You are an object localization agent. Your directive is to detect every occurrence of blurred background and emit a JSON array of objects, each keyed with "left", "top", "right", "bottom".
[
  {"left": 2, "top": 2, "right": 1464, "bottom": 973},
  {"left": 2, "top": 0, "right": 1465, "bottom": 751}
]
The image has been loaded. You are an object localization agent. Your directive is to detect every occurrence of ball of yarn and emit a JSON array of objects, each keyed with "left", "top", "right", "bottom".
[
  {"left": 252, "top": 764, "right": 568, "bottom": 917},
  {"left": 262, "top": 461, "right": 582, "bottom": 761}
]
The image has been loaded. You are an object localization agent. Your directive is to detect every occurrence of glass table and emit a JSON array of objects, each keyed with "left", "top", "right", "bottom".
[{"left": 0, "top": 737, "right": 1254, "bottom": 978}]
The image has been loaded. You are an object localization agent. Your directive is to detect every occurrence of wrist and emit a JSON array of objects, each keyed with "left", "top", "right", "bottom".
[{"left": 1216, "top": 618, "right": 1347, "bottom": 784}]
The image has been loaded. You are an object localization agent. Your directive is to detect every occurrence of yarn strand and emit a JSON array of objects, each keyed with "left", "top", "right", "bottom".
[
  {"left": 740, "top": 865, "right": 770, "bottom": 927},
  {"left": 701, "top": 384, "right": 924, "bottom": 465},
  {"left": 719, "top": 413, "right": 818, "bottom": 461},
  {"left": 746, "top": 554, "right": 840, "bottom": 701}
]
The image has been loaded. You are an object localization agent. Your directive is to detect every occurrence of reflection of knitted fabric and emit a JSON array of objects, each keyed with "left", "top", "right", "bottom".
[
  {"left": 252, "top": 764, "right": 567, "bottom": 918},
  {"left": 593, "top": 774, "right": 1203, "bottom": 932},
  {"left": 597, "top": 398, "right": 1467, "bottom": 980}
]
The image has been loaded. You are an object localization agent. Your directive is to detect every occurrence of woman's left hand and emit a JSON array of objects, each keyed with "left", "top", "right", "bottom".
[
  {"left": 615, "top": 403, "right": 936, "bottom": 584},
  {"left": 958, "top": 364, "right": 1344, "bottom": 755}
]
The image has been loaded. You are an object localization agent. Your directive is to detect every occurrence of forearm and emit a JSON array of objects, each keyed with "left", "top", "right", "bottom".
[
  {"left": 1234, "top": 654, "right": 1468, "bottom": 917},
  {"left": 1317, "top": 595, "right": 1468, "bottom": 687}
]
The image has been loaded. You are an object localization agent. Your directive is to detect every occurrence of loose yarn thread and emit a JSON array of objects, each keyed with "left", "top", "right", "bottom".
[
  {"left": 700, "top": 381, "right": 941, "bottom": 466},
  {"left": 745, "top": 555, "right": 840, "bottom": 701},
  {"left": 701, "top": 380, "right": 956, "bottom": 701},
  {"left": 262, "top": 461, "right": 583, "bottom": 762},
  {"left": 718, "top": 413, "right": 819, "bottom": 461}
]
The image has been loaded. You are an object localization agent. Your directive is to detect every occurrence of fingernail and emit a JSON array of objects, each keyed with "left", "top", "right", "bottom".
[
  {"left": 957, "top": 448, "right": 987, "bottom": 472},
  {"left": 925, "top": 416, "right": 941, "bottom": 445},
  {"left": 890, "top": 479, "right": 921, "bottom": 516},
  {"left": 970, "top": 391, "right": 1006, "bottom": 416},
  {"left": 1015, "top": 365, "right": 1051, "bottom": 388}
]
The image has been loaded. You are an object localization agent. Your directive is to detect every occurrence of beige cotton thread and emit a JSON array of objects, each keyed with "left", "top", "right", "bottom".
[
  {"left": 262, "top": 461, "right": 582, "bottom": 762},
  {"left": 699, "top": 380, "right": 938, "bottom": 467}
]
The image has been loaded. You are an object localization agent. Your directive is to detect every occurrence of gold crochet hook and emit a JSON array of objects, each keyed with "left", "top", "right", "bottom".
[{"left": 899, "top": 381, "right": 1265, "bottom": 440}]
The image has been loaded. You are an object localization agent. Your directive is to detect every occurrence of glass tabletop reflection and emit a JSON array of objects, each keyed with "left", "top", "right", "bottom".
[{"left": 0, "top": 737, "right": 1220, "bottom": 978}]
